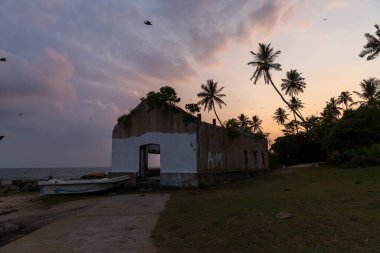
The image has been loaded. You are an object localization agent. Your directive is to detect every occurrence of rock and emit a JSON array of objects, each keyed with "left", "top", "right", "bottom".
[
  {"left": 0, "top": 222, "right": 20, "bottom": 236},
  {"left": 21, "top": 183, "right": 34, "bottom": 192},
  {"left": 276, "top": 212, "right": 292, "bottom": 219}
]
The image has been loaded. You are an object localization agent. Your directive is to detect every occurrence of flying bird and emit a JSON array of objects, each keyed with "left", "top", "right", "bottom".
[
  {"left": 323, "top": 18, "right": 327, "bottom": 21},
  {"left": 0, "top": 136, "right": 4, "bottom": 141},
  {"left": 0, "top": 58, "right": 6, "bottom": 62},
  {"left": 19, "top": 113, "right": 23, "bottom": 116},
  {"left": 144, "top": 20, "right": 152, "bottom": 26}
]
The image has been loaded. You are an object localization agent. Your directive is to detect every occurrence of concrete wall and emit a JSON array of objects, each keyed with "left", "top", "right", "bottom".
[
  {"left": 112, "top": 132, "right": 197, "bottom": 174},
  {"left": 197, "top": 124, "right": 268, "bottom": 172}
]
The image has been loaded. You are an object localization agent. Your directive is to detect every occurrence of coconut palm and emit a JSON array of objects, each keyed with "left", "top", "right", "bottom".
[
  {"left": 337, "top": 91, "right": 354, "bottom": 110},
  {"left": 281, "top": 69, "right": 306, "bottom": 97},
  {"left": 248, "top": 43, "right": 323, "bottom": 147},
  {"left": 197, "top": 79, "right": 226, "bottom": 127},
  {"left": 353, "top": 78, "right": 380, "bottom": 105},
  {"left": 359, "top": 24, "right": 380, "bottom": 61},
  {"left": 273, "top": 107, "right": 288, "bottom": 125},
  {"left": 322, "top": 97, "right": 342, "bottom": 122},
  {"left": 287, "top": 96, "right": 304, "bottom": 133},
  {"left": 237, "top": 113, "right": 251, "bottom": 130},
  {"left": 250, "top": 115, "right": 263, "bottom": 133}
]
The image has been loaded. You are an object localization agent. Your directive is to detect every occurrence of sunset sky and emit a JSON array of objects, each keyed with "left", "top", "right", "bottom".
[{"left": 0, "top": 0, "right": 379, "bottom": 168}]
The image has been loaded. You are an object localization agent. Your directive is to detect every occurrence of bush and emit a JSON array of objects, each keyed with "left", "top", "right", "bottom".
[{"left": 344, "top": 144, "right": 380, "bottom": 167}]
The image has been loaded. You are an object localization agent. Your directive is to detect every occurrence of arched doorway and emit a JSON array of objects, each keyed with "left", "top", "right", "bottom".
[{"left": 139, "top": 144, "right": 160, "bottom": 179}]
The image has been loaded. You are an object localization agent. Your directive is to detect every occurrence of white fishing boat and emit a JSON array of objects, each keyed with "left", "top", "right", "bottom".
[{"left": 38, "top": 175, "right": 130, "bottom": 195}]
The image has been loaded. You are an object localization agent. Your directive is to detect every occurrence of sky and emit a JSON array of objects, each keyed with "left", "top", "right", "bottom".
[{"left": 0, "top": 0, "right": 379, "bottom": 168}]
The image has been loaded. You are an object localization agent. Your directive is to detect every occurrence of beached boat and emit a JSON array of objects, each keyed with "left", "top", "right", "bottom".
[{"left": 37, "top": 175, "right": 130, "bottom": 195}]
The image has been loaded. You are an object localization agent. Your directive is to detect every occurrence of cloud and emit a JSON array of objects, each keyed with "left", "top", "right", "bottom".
[{"left": 236, "top": 0, "right": 295, "bottom": 43}]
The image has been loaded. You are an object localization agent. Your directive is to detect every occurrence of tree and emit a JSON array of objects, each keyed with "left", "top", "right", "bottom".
[
  {"left": 159, "top": 86, "right": 181, "bottom": 105},
  {"left": 250, "top": 115, "right": 263, "bottom": 133},
  {"left": 321, "top": 97, "right": 342, "bottom": 122},
  {"left": 248, "top": 43, "right": 324, "bottom": 148},
  {"left": 142, "top": 86, "right": 181, "bottom": 110},
  {"left": 197, "top": 79, "right": 226, "bottom": 127},
  {"left": 281, "top": 69, "right": 306, "bottom": 97},
  {"left": 337, "top": 91, "right": 353, "bottom": 110},
  {"left": 359, "top": 24, "right": 380, "bottom": 61},
  {"left": 185, "top": 103, "right": 200, "bottom": 115},
  {"left": 353, "top": 78, "right": 380, "bottom": 105},
  {"left": 273, "top": 107, "right": 289, "bottom": 125},
  {"left": 237, "top": 113, "right": 251, "bottom": 130},
  {"left": 287, "top": 96, "right": 304, "bottom": 133}
]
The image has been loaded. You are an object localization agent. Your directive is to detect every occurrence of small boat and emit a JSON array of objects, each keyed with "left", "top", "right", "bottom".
[{"left": 38, "top": 175, "right": 130, "bottom": 195}]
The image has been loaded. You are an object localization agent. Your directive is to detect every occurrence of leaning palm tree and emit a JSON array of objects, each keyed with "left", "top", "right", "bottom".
[
  {"left": 248, "top": 43, "right": 324, "bottom": 147},
  {"left": 197, "top": 79, "right": 226, "bottom": 127},
  {"left": 353, "top": 77, "right": 380, "bottom": 105},
  {"left": 281, "top": 69, "right": 306, "bottom": 97},
  {"left": 337, "top": 91, "right": 353, "bottom": 110},
  {"left": 273, "top": 107, "right": 289, "bottom": 125},
  {"left": 250, "top": 115, "right": 263, "bottom": 133},
  {"left": 359, "top": 24, "right": 380, "bottom": 61}
]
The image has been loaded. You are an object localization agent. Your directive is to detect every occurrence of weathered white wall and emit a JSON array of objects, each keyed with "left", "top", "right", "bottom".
[{"left": 111, "top": 132, "right": 197, "bottom": 173}]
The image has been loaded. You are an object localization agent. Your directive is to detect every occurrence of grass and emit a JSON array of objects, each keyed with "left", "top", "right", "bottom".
[{"left": 152, "top": 166, "right": 380, "bottom": 253}]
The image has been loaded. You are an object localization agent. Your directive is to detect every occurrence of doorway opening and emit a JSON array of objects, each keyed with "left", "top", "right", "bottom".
[{"left": 139, "top": 144, "right": 161, "bottom": 179}]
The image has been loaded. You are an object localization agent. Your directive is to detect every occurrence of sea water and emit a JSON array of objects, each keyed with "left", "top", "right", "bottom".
[{"left": 0, "top": 167, "right": 111, "bottom": 180}]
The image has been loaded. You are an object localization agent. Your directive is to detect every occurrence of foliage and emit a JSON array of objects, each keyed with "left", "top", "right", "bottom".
[
  {"left": 184, "top": 103, "right": 200, "bottom": 115},
  {"left": 281, "top": 69, "right": 306, "bottom": 96},
  {"left": 141, "top": 86, "right": 181, "bottom": 110},
  {"left": 359, "top": 24, "right": 380, "bottom": 60},
  {"left": 117, "top": 113, "right": 131, "bottom": 127},
  {"left": 268, "top": 152, "right": 281, "bottom": 169},
  {"left": 271, "top": 133, "right": 325, "bottom": 166},
  {"left": 345, "top": 144, "right": 380, "bottom": 167}
]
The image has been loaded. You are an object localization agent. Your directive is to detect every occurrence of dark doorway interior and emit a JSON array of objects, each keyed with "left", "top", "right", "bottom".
[{"left": 139, "top": 144, "right": 161, "bottom": 179}]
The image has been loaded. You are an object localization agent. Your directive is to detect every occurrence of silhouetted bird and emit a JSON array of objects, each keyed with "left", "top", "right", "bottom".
[
  {"left": 19, "top": 113, "right": 23, "bottom": 116},
  {"left": 0, "top": 136, "right": 4, "bottom": 141},
  {"left": 0, "top": 58, "right": 6, "bottom": 62},
  {"left": 144, "top": 20, "right": 152, "bottom": 26},
  {"left": 323, "top": 18, "right": 327, "bottom": 21}
]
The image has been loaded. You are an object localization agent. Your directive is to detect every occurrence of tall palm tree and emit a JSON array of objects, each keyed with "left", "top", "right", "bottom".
[
  {"left": 197, "top": 79, "right": 226, "bottom": 127},
  {"left": 353, "top": 78, "right": 380, "bottom": 105},
  {"left": 337, "top": 91, "right": 353, "bottom": 110},
  {"left": 287, "top": 96, "right": 304, "bottom": 133},
  {"left": 281, "top": 69, "right": 306, "bottom": 97},
  {"left": 359, "top": 24, "right": 380, "bottom": 61},
  {"left": 248, "top": 43, "right": 324, "bottom": 147},
  {"left": 237, "top": 113, "right": 251, "bottom": 130},
  {"left": 273, "top": 107, "right": 288, "bottom": 125},
  {"left": 250, "top": 115, "right": 263, "bottom": 133}
]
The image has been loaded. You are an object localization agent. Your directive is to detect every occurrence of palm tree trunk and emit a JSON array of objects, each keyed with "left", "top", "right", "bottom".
[
  {"left": 213, "top": 106, "right": 224, "bottom": 127},
  {"left": 293, "top": 111, "right": 299, "bottom": 134},
  {"left": 269, "top": 78, "right": 325, "bottom": 151}
]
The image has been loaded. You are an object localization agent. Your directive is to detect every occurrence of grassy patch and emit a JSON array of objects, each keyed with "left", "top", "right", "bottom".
[{"left": 152, "top": 167, "right": 380, "bottom": 253}]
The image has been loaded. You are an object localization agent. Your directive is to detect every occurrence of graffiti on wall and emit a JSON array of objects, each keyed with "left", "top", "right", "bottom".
[{"left": 208, "top": 152, "right": 223, "bottom": 169}]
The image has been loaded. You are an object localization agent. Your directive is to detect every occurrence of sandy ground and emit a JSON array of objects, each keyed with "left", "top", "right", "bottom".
[{"left": 0, "top": 193, "right": 104, "bottom": 246}]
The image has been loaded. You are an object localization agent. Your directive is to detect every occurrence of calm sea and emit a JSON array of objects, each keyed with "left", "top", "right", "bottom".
[{"left": 0, "top": 167, "right": 111, "bottom": 180}]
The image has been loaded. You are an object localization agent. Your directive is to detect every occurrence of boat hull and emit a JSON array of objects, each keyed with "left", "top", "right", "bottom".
[{"left": 38, "top": 175, "right": 130, "bottom": 195}]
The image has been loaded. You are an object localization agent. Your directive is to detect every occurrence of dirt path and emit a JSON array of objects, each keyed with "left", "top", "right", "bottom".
[{"left": 0, "top": 194, "right": 170, "bottom": 253}]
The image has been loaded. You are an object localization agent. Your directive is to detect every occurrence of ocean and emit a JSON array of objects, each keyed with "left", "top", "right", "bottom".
[{"left": 0, "top": 167, "right": 111, "bottom": 180}]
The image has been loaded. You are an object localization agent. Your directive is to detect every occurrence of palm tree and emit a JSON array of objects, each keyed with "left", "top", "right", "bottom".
[
  {"left": 287, "top": 96, "right": 304, "bottom": 133},
  {"left": 250, "top": 115, "right": 263, "bottom": 133},
  {"left": 353, "top": 78, "right": 380, "bottom": 105},
  {"left": 359, "top": 24, "right": 380, "bottom": 61},
  {"left": 197, "top": 79, "right": 226, "bottom": 127},
  {"left": 273, "top": 107, "right": 288, "bottom": 125},
  {"left": 281, "top": 69, "right": 306, "bottom": 97},
  {"left": 237, "top": 113, "right": 251, "bottom": 130},
  {"left": 337, "top": 91, "right": 353, "bottom": 110},
  {"left": 322, "top": 97, "right": 342, "bottom": 122},
  {"left": 248, "top": 43, "right": 324, "bottom": 147}
]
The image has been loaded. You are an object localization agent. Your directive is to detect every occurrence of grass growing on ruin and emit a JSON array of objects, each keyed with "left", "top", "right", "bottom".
[{"left": 152, "top": 166, "right": 380, "bottom": 253}]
